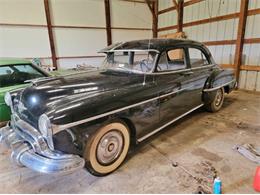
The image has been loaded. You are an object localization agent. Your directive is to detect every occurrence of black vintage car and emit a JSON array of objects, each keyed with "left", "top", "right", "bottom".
[{"left": 0, "top": 39, "right": 236, "bottom": 176}]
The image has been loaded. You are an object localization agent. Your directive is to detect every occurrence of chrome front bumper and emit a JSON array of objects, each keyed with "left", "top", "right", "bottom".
[{"left": 0, "top": 119, "right": 85, "bottom": 174}]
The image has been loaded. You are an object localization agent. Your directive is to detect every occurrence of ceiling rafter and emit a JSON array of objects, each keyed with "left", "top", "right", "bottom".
[
  {"left": 145, "top": 0, "right": 158, "bottom": 38},
  {"left": 172, "top": 0, "right": 179, "bottom": 13},
  {"left": 145, "top": 0, "right": 156, "bottom": 19}
]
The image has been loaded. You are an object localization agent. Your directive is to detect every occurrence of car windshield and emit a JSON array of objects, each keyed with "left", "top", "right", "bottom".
[
  {"left": 101, "top": 50, "right": 158, "bottom": 73},
  {"left": 0, "top": 64, "right": 46, "bottom": 88}
]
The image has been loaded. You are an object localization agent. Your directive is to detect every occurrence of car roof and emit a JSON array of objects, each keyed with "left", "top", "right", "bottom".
[
  {"left": 99, "top": 38, "right": 205, "bottom": 53},
  {"left": 0, "top": 58, "right": 32, "bottom": 66}
]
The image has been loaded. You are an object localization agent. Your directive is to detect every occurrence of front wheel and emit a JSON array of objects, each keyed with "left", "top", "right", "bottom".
[
  {"left": 84, "top": 122, "right": 130, "bottom": 176},
  {"left": 204, "top": 87, "right": 224, "bottom": 112}
]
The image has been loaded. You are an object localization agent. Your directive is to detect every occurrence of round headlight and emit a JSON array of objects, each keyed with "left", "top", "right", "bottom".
[
  {"left": 4, "top": 92, "right": 12, "bottom": 106},
  {"left": 38, "top": 114, "right": 51, "bottom": 137},
  {"left": 38, "top": 114, "right": 54, "bottom": 150}
]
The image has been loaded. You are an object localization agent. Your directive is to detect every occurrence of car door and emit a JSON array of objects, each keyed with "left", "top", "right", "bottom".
[
  {"left": 155, "top": 47, "right": 192, "bottom": 126},
  {"left": 184, "top": 46, "right": 215, "bottom": 107}
]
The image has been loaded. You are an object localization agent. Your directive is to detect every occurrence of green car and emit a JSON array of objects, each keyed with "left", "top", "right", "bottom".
[{"left": 0, "top": 58, "right": 49, "bottom": 127}]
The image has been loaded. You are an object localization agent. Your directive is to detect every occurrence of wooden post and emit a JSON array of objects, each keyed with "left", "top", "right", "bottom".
[
  {"left": 234, "top": 0, "right": 249, "bottom": 82},
  {"left": 44, "top": 0, "right": 58, "bottom": 70},
  {"left": 104, "top": 0, "right": 112, "bottom": 46},
  {"left": 152, "top": 0, "right": 158, "bottom": 38},
  {"left": 177, "top": 0, "right": 184, "bottom": 32},
  {"left": 146, "top": 0, "right": 158, "bottom": 38}
]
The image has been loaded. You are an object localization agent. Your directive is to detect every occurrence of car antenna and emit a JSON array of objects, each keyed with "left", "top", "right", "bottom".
[{"left": 143, "top": 38, "right": 151, "bottom": 86}]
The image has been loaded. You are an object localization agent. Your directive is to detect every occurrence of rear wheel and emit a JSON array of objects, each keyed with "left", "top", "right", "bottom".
[
  {"left": 205, "top": 87, "right": 224, "bottom": 112},
  {"left": 84, "top": 122, "right": 130, "bottom": 176}
]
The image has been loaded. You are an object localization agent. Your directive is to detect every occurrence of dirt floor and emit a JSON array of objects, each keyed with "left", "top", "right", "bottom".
[{"left": 0, "top": 90, "right": 259, "bottom": 193}]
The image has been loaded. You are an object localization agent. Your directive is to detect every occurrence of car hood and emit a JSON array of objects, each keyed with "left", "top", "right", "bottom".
[{"left": 14, "top": 70, "right": 144, "bottom": 127}]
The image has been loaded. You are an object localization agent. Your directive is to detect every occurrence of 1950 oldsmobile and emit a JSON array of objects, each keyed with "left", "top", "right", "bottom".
[{"left": 0, "top": 39, "right": 236, "bottom": 176}]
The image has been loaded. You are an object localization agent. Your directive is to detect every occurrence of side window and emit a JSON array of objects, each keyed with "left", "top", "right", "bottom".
[
  {"left": 0, "top": 66, "right": 14, "bottom": 76},
  {"left": 157, "top": 48, "right": 186, "bottom": 72},
  {"left": 189, "top": 48, "right": 210, "bottom": 68},
  {"left": 13, "top": 64, "right": 44, "bottom": 77}
]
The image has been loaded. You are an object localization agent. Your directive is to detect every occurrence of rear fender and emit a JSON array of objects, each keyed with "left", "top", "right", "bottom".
[{"left": 202, "top": 69, "right": 236, "bottom": 104}]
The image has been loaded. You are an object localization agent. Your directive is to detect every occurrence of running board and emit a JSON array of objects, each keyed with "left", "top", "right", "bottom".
[{"left": 137, "top": 104, "right": 204, "bottom": 142}]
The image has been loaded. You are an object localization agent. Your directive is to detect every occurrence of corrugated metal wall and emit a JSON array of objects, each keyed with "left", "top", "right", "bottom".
[
  {"left": 0, "top": 0, "right": 152, "bottom": 69},
  {"left": 240, "top": 0, "right": 260, "bottom": 91},
  {"left": 158, "top": 0, "right": 260, "bottom": 91}
]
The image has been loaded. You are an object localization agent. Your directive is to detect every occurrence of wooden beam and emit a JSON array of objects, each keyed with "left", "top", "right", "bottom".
[
  {"left": 0, "top": 23, "right": 47, "bottom": 28},
  {"left": 158, "top": 24, "right": 178, "bottom": 32},
  {"left": 221, "top": 64, "right": 235, "bottom": 69},
  {"left": 146, "top": 0, "right": 158, "bottom": 38},
  {"left": 104, "top": 0, "right": 112, "bottom": 46},
  {"left": 247, "top": 7, "right": 260, "bottom": 16},
  {"left": 158, "top": 6, "right": 260, "bottom": 32},
  {"left": 177, "top": 0, "right": 184, "bottom": 32},
  {"left": 54, "top": 26, "right": 151, "bottom": 31},
  {"left": 158, "top": 6, "right": 177, "bottom": 15},
  {"left": 0, "top": 23, "right": 151, "bottom": 30},
  {"left": 244, "top": 38, "right": 260, "bottom": 44},
  {"left": 240, "top": 65, "right": 260, "bottom": 71},
  {"left": 183, "top": 12, "right": 240, "bottom": 28},
  {"left": 172, "top": 0, "right": 179, "bottom": 12},
  {"left": 158, "top": 0, "right": 203, "bottom": 15},
  {"left": 234, "top": 0, "right": 249, "bottom": 82},
  {"left": 203, "top": 40, "right": 236, "bottom": 46},
  {"left": 53, "top": 25, "right": 106, "bottom": 30},
  {"left": 204, "top": 38, "right": 260, "bottom": 46},
  {"left": 44, "top": 0, "right": 58, "bottom": 70},
  {"left": 112, "top": 27, "right": 152, "bottom": 30},
  {"left": 158, "top": 7, "right": 260, "bottom": 32},
  {"left": 145, "top": 0, "right": 155, "bottom": 17},
  {"left": 23, "top": 57, "right": 52, "bottom": 60},
  {"left": 56, "top": 55, "right": 105, "bottom": 59},
  {"left": 152, "top": 0, "right": 158, "bottom": 37},
  {"left": 203, "top": 38, "right": 260, "bottom": 46},
  {"left": 221, "top": 64, "right": 260, "bottom": 71},
  {"left": 158, "top": 12, "right": 239, "bottom": 31},
  {"left": 120, "top": 0, "right": 146, "bottom": 3},
  {"left": 183, "top": 0, "right": 204, "bottom": 7}
]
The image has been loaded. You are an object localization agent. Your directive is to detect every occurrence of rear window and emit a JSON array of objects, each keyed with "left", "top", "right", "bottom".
[
  {"left": 0, "top": 64, "right": 46, "bottom": 88},
  {"left": 189, "top": 48, "right": 210, "bottom": 68}
]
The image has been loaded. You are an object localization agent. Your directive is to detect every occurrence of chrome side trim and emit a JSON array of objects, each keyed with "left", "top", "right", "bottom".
[
  {"left": 137, "top": 104, "right": 204, "bottom": 142},
  {"left": 52, "top": 86, "right": 193, "bottom": 134},
  {"left": 203, "top": 79, "right": 236, "bottom": 92},
  {"left": 191, "top": 64, "right": 215, "bottom": 71},
  {"left": 110, "top": 49, "right": 160, "bottom": 53},
  {"left": 147, "top": 64, "right": 215, "bottom": 75},
  {"left": 100, "top": 49, "right": 160, "bottom": 53}
]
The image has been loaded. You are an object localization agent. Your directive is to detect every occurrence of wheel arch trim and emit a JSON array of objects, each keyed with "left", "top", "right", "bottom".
[{"left": 203, "top": 79, "right": 236, "bottom": 92}]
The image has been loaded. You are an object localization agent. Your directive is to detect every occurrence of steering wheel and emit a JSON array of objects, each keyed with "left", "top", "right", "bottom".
[
  {"left": 13, "top": 72, "right": 31, "bottom": 83},
  {"left": 140, "top": 59, "right": 151, "bottom": 72}
]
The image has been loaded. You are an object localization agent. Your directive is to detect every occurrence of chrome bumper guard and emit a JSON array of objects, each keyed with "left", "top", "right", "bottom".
[{"left": 0, "top": 119, "right": 85, "bottom": 174}]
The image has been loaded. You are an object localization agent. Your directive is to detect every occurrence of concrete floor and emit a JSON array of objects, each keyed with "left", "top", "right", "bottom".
[{"left": 0, "top": 90, "right": 259, "bottom": 193}]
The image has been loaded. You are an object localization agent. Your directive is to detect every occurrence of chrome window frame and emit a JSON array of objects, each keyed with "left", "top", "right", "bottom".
[{"left": 100, "top": 49, "right": 160, "bottom": 74}]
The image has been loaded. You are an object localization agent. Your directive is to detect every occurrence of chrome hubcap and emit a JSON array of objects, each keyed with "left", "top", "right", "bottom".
[
  {"left": 215, "top": 90, "right": 223, "bottom": 106},
  {"left": 97, "top": 130, "right": 124, "bottom": 165}
]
